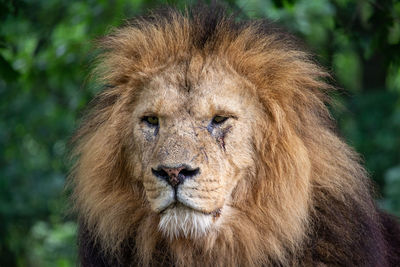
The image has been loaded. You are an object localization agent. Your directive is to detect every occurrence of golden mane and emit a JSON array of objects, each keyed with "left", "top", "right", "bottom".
[{"left": 71, "top": 5, "right": 399, "bottom": 266}]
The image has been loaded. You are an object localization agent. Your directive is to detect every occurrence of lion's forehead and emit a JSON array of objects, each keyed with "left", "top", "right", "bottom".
[{"left": 135, "top": 61, "right": 258, "bottom": 119}]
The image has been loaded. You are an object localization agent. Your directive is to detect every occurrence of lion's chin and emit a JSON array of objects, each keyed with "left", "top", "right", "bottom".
[{"left": 158, "top": 204, "right": 218, "bottom": 240}]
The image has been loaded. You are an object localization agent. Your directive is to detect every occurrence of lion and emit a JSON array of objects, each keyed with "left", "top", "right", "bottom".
[{"left": 70, "top": 4, "right": 400, "bottom": 267}]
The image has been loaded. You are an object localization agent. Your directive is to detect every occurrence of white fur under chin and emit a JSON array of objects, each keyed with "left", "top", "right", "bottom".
[{"left": 158, "top": 205, "right": 213, "bottom": 240}]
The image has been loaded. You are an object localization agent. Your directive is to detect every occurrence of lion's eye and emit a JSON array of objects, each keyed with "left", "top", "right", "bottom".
[
  {"left": 212, "top": 115, "right": 228, "bottom": 125},
  {"left": 142, "top": 116, "right": 159, "bottom": 126}
]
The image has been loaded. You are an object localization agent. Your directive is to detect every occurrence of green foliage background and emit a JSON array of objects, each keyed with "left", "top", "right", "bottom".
[{"left": 1, "top": 0, "right": 399, "bottom": 266}]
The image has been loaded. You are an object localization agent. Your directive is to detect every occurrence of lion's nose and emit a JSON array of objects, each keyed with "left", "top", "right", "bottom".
[{"left": 151, "top": 165, "right": 200, "bottom": 187}]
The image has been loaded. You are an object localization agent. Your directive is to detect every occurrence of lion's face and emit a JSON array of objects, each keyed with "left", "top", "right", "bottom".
[{"left": 129, "top": 60, "right": 261, "bottom": 238}]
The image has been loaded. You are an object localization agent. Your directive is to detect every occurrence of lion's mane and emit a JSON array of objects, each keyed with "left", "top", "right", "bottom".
[{"left": 71, "top": 5, "right": 400, "bottom": 267}]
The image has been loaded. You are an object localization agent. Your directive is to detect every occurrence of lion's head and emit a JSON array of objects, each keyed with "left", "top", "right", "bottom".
[{"left": 71, "top": 5, "right": 376, "bottom": 266}]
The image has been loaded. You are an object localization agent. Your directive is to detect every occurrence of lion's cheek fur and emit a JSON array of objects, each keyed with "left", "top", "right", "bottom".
[{"left": 258, "top": 128, "right": 311, "bottom": 251}]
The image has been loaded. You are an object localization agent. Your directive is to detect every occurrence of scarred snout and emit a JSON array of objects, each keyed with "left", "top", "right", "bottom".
[{"left": 152, "top": 164, "right": 200, "bottom": 187}]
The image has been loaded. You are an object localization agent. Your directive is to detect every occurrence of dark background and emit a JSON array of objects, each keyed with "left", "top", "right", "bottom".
[{"left": 1, "top": 0, "right": 399, "bottom": 266}]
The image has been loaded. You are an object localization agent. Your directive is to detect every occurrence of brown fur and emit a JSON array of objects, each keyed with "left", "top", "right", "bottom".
[{"left": 70, "top": 5, "right": 400, "bottom": 267}]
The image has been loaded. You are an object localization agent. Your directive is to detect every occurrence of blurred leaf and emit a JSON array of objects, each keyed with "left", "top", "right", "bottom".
[
  {"left": 333, "top": 49, "right": 362, "bottom": 91},
  {"left": 0, "top": 54, "right": 19, "bottom": 82},
  {"left": 388, "top": 21, "right": 400, "bottom": 45}
]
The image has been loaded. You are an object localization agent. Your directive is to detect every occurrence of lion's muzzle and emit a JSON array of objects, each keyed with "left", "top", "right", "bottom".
[{"left": 151, "top": 164, "right": 200, "bottom": 188}]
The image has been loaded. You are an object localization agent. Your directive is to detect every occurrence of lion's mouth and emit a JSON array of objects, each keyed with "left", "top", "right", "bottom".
[{"left": 160, "top": 202, "right": 222, "bottom": 219}]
